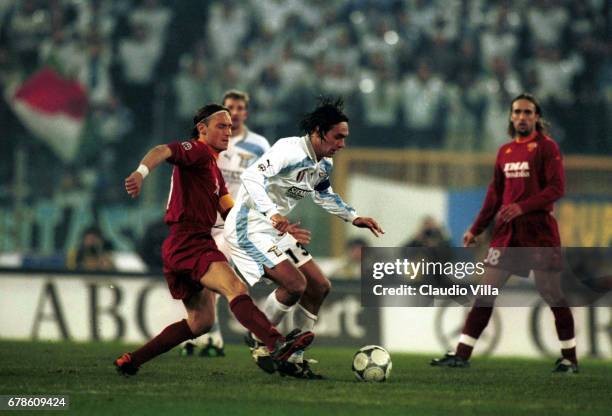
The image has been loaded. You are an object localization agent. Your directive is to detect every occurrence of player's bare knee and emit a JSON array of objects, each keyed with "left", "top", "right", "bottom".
[
  {"left": 226, "top": 277, "right": 248, "bottom": 298},
  {"left": 536, "top": 284, "right": 565, "bottom": 306},
  {"left": 543, "top": 294, "right": 567, "bottom": 307},
  {"left": 321, "top": 277, "right": 332, "bottom": 296},
  {"left": 284, "top": 274, "right": 307, "bottom": 298},
  {"left": 188, "top": 314, "right": 214, "bottom": 337},
  {"left": 308, "top": 276, "right": 331, "bottom": 301}
]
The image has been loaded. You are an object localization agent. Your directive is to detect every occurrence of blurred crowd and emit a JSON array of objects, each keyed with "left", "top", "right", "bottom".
[
  {"left": 0, "top": 0, "right": 610, "bottom": 264},
  {"left": 1, "top": 1, "right": 610, "bottom": 151}
]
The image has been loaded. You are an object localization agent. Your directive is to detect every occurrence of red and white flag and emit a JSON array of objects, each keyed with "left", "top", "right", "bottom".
[{"left": 9, "top": 67, "right": 88, "bottom": 163}]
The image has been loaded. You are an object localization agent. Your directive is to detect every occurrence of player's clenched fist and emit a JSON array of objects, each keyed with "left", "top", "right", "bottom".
[{"left": 125, "top": 171, "right": 144, "bottom": 198}]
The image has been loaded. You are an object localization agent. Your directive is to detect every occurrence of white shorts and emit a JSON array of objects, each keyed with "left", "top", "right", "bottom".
[{"left": 224, "top": 205, "right": 313, "bottom": 286}]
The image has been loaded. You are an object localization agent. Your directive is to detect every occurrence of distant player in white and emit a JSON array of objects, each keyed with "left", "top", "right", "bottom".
[
  {"left": 224, "top": 97, "right": 384, "bottom": 378},
  {"left": 181, "top": 90, "right": 271, "bottom": 357}
]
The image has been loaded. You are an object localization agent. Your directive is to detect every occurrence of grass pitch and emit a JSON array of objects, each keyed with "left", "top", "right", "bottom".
[{"left": 0, "top": 340, "right": 610, "bottom": 416}]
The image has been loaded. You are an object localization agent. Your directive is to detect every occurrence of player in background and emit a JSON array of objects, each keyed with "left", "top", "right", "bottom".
[
  {"left": 224, "top": 97, "right": 384, "bottom": 378},
  {"left": 114, "top": 104, "right": 313, "bottom": 376},
  {"left": 180, "top": 90, "right": 272, "bottom": 357},
  {"left": 431, "top": 93, "right": 578, "bottom": 373}
]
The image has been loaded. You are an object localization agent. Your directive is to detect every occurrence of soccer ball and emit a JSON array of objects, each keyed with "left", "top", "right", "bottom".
[{"left": 352, "top": 345, "right": 392, "bottom": 382}]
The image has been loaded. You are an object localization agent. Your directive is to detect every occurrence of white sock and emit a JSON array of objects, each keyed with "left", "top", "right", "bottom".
[
  {"left": 288, "top": 350, "right": 304, "bottom": 364},
  {"left": 458, "top": 333, "right": 477, "bottom": 347},
  {"left": 293, "top": 303, "right": 318, "bottom": 333},
  {"left": 252, "top": 290, "right": 293, "bottom": 344},
  {"left": 263, "top": 290, "right": 293, "bottom": 327}
]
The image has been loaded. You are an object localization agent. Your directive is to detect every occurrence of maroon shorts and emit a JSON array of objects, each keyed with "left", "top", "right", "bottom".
[
  {"left": 486, "top": 212, "right": 563, "bottom": 274},
  {"left": 490, "top": 211, "right": 561, "bottom": 247},
  {"left": 162, "top": 229, "right": 227, "bottom": 300}
]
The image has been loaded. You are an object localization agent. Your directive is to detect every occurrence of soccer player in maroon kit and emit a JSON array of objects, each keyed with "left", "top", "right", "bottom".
[
  {"left": 114, "top": 104, "right": 313, "bottom": 375},
  {"left": 431, "top": 94, "right": 578, "bottom": 373}
]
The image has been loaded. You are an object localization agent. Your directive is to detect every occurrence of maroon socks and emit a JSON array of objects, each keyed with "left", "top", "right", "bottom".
[
  {"left": 551, "top": 306, "right": 577, "bottom": 363},
  {"left": 454, "top": 305, "right": 577, "bottom": 364},
  {"left": 128, "top": 294, "right": 284, "bottom": 368},
  {"left": 131, "top": 319, "right": 195, "bottom": 367},
  {"left": 230, "top": 294, "right": 283, "bottom": 351},
  {"left": 455, "top": 306, "right": 493, "bottom": 360}
]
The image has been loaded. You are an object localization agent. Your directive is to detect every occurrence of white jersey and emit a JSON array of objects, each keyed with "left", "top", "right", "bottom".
[
  {"left": 214, "top": 128, "right": 270, "bottom": 230},
  {"left": 217, "top": 128, "right": 270, "bottom": 198},
  {"left": 235, "top": 135, "right": 358, "bottom": 222},
  {"left": 224, "top": 135, "right": 354, "bottom": 284}
]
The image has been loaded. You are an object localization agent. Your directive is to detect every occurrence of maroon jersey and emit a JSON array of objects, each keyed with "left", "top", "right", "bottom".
[
  {"left": 471, "top": 132, "right": 565, "bottom": 238},
  {"left": 164, "top": 139, "right": 229, "bottom": 233}
]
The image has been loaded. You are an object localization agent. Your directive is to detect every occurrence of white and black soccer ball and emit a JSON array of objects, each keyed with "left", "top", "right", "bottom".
[{"left": 352, "top": 345, "right": 392, "bottom": 382}]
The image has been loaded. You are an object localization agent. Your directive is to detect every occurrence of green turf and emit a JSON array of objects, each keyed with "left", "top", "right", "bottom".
[{"left": 0, "top": 340, "right": 610, "bottom": 416}]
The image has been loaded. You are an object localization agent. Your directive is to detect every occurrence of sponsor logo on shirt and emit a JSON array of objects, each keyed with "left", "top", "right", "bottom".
[
  {"left": 504, "top": 161, "right": 530, "bottom": 178},
  {"left": 287, "top": 186, "right": 312, "bottom": 200},
  {"left": 181, "top": 141, "right": 192, "bottom": 150},
  {"left": 257, "top": 159, "right": 271, "bottom": 172}
]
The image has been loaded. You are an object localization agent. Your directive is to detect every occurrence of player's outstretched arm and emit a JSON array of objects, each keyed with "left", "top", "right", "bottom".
[
  {"left": 125, "top": 145, "right": 172, "bottom": 198},
  {"left": 352, "top": 217, "right": 385, "bottom": 237},
  {"left": 312, "top": 186, "right": 358, "bottom": 222}
]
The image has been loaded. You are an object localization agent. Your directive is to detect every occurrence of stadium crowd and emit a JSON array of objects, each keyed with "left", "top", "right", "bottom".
[
  {"left": 2, "top": 1, "right": 610, "bottom": 149},
  {"left": 0, "top": 0, "right": 609, "bottom": 263}
]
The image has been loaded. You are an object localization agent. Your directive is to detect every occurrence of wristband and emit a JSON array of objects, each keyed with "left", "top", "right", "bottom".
[{"left": 136, "top": 164, "right": 149, "bottom": 179}]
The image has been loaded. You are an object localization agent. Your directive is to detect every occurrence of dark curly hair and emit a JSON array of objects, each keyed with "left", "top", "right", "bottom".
[{"left": 299, "top": 96, "right": 349, "bottom": 140}]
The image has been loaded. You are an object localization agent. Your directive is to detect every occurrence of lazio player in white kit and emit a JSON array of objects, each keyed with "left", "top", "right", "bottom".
[{"left": 224, "top": 98, "right": 384, "bottom": 378}]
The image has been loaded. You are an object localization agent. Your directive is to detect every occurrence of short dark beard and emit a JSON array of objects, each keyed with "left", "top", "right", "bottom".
[{"left": 517, "top": 127, "right": 533, "bottom": 137}]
